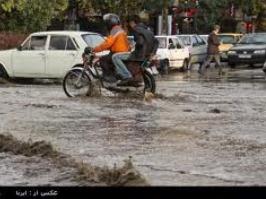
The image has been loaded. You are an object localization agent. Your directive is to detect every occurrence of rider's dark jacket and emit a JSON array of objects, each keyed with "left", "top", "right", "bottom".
[{"left": 129, "top": 23, "right": 158, "bottom": 61}]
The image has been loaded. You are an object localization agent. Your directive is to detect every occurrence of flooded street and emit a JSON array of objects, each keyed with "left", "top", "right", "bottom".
[{"left": 1, "top": 67, "right": 266, "bottom": 186}]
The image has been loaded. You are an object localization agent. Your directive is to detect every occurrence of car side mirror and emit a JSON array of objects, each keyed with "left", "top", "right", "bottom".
[{"left": 17, "top": 45, "right": 22, "bottom": 51}]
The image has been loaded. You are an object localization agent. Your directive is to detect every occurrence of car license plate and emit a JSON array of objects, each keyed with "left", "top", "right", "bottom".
[{"left": 239, "top": 54, "right": 251, "bottom": 59}]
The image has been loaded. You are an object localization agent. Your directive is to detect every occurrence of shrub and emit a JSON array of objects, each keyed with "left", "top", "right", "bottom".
[{"left": 0, "top": 32, "right": 28, "bottom": 50}]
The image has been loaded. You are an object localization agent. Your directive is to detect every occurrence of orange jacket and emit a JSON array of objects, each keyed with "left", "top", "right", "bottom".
[{"left": 93, "top": 25, "right": 130, "bottom": 53}]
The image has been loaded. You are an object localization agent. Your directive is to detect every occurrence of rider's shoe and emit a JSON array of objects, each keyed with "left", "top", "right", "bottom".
[
  {"left": 116, "top": 77, "right": 134, "bottom": 87},
  {"left": 115, "top": 74, "right": 123, "bottom": 80},
  {"left": 103, "top": 75, "right": 117, "bottom": 83}
]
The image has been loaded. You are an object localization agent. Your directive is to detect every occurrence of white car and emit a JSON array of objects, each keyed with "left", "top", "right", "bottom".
[
  {"left": 176, "top": 34, "right": 207, "bottom": 67},
  {"left": 199, "top": 34, "right": 209, "bottom": 43},
  {"left": 0, "top": 31, "right": 106, "bottom": 79},
  {"left": 155, "top": 35, "right": 190, "bottom": 73}
]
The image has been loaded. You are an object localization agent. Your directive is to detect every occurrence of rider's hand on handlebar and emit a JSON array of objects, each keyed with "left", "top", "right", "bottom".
[{"left": 84, "top": 46, "right": 94, "bottom": 54}]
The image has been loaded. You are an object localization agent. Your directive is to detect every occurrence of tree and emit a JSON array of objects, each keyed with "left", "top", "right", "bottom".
[
  {"left": 197, "top": 0, "right": 229, "bottom": 31},
  {"left": 77, "top": 0, "right": 145, "bottom": 20},
  {"left": 77, "top": 0, "right": 175, "bottom": 34},
  {"left": 0, "top": 0, "right": 68, "bottom": 32},
  {"left": 236, "top": 0, "right": 266, "bottom": 31}
]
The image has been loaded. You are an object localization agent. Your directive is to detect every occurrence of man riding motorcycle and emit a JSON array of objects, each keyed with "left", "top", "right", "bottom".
[
  {"left": 112, "top": 15, "right": 159, "bottom": 86},
  {"left": 127, "top": 15, "right": 158, "bottom": 62},
  {"left": 91, "top": 13, "right": 131, "bottom": 83}
]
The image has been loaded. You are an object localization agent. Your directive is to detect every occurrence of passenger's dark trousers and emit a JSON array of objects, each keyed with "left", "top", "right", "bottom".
[
  {"left": 199, "top": 54, "right": 222, "bottom": 74},
  {"left": 99, "top": 53, "right": 115, "bottom": 76}
]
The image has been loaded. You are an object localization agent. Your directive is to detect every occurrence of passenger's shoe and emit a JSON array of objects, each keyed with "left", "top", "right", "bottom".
[
  {"left": 103, "top": 75, "right": 117, "bottom": 83},
  {"left": 117, "top": 78, "right": 134, "bottom": 87}
]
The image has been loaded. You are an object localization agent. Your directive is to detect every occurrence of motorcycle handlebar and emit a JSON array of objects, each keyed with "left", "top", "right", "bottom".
[{"left": 84, "top": 47, "right": 93, "bottom": 54}]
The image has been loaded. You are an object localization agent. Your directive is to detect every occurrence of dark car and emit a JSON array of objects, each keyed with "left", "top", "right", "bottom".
[{"left": 227, "top": 33, "right": 266, "bottom": 68}]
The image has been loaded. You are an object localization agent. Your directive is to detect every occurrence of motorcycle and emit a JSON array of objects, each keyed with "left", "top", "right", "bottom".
[{"left": 63, "top": 47, "right": 157, "bottom": 97}]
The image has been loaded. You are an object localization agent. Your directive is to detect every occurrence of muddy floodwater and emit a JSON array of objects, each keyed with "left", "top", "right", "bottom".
[{"left": 1, "top": 67, "right": 266, "bottom": 186}]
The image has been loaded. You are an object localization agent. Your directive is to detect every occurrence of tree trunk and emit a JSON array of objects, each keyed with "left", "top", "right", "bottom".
[{"left": 162, "top": 0, "right": 169, "bottom": 35}]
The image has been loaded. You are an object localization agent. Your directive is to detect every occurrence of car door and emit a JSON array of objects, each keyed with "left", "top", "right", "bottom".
[
  {"left": 46, "top": 35, "right": 79, "bottom": 78},
  {"left": 169, "top": 38, "right": 187, "bottom": 67},
  {"left": 175, "top": 38, "right": 188, "bottom": 64},
  {"left": 12, "top": 35, "right": 47, "bottom": 77},
  {"left": 168, "top": 38, "right": 178, "bottom": 63},
  {"left": 196, "top": 35, "right": 207, "bottom": 63},
  {"left": 190, "top": 35, "right": 201, "bottom": 63}
]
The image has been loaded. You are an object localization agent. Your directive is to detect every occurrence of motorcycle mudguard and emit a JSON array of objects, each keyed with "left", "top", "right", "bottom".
[
  {"left": 145, "top": 66, "right": 159, "bottom": 75},
  {"left": 69, "top": 67, "right": 93, "bottom": 79}
]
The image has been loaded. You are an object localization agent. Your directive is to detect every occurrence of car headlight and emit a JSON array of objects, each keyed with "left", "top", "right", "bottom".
[
  {"left": 254, "top": 50, "right": 266, "bottom": 54},
  {"left": 228, "top": 51, "right": 237, "bottom": 55}
]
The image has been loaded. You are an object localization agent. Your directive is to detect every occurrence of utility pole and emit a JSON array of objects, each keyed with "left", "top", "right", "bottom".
[
  {"left": 162, "top": 0, "right": 169, "bottom": 35},
  {"left": 194, "top": 0, "right": 199, "bottom": 33}
]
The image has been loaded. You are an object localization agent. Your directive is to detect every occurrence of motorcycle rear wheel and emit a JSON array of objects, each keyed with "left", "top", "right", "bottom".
[{"left": 63, "top": 69, "right": 92, "bottom": 97}]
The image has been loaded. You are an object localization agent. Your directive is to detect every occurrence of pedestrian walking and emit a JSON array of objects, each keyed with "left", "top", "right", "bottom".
[{"left": 199, "top": 25, "right": 223, "bottom": 75}]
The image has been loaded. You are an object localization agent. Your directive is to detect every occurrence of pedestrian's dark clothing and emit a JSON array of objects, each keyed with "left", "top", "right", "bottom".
[
  {"left": 129, "top": 23, "right": 158, "bottom": 61},
  {"left": 207, "top": 32, "right": 221, "bottom": 55},
  {"left": 199, "top": 31, "right": 222, "bottom": 75}
]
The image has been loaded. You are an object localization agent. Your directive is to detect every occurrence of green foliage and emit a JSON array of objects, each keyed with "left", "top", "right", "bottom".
[
  {"left": 0, "top": 0, "right": 68, "bottom": 32},
  {"left": 0, "top": 0, "right": 26, "bottom": 12},
  {"left": 77, "top": 0, "right": 176, "bottom": 21},
  {"left": 77, "top": 0, "right": 143, "bottom": 19},
  {"left": 143, "top": 0, "right": 174, "bottom": 12},
  {"left": 1, "top": 0, "right": 266, "bottom": 33}
]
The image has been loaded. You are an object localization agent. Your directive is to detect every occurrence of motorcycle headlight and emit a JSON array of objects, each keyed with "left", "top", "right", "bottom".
[
  {"left": 254, "top": 50, "right": 266, "bottom": 54},
  {"left": 228, "top": 51, "right": 237, "bottom": 55}
]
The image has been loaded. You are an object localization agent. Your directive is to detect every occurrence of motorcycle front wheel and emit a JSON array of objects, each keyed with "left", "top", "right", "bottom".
[{"left": 63, "top": 69, "right": 92, "bottom": 97}]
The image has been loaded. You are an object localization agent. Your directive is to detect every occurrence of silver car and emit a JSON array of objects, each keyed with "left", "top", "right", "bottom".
[{"left": 176, "top": 34, "right": 207, "bottom": 68}]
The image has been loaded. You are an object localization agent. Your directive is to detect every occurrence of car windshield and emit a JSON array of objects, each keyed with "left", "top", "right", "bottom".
[
  {"left": 156, "top": 37, "right": 167, "bottom": 48},
  {"left": 82, "top": 34, "right": 104, "bottom": 47},
  {"left": 218, "top": 35, "right": 236, "bottom": 44},
  {"left": 239, "top": 34, "right": 266, "bottom": 44},
  {"left": 177, "top": 36, "right": 191, "bottom": 46}
]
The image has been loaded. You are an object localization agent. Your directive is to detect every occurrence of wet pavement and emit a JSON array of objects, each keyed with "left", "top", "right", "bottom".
[{"left": 1, "top": 66, "right": 266, "bottom": 186}]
